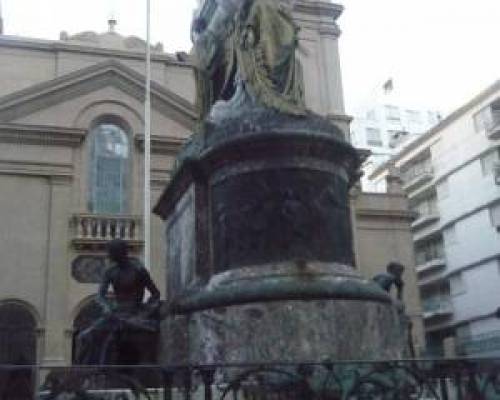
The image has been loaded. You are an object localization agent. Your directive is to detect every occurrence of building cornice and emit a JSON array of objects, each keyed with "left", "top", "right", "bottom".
[
  {"left": 0, "top": 59, "right": 198, "bottom": 128},
  {"left": 0, "top": 36, "right": 192, "bottom": 68},
  {"left": 0, "top": 123, "right": 85, "bottom": 146}
]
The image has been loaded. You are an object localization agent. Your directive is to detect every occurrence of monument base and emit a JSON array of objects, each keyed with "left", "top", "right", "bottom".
[{"left": 161, "top": 262, "right": 408, "bottom": 364}]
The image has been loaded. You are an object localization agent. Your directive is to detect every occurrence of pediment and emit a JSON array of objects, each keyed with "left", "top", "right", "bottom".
[{"left": 0, "top": 60, "right": 198, "bottom": 130}]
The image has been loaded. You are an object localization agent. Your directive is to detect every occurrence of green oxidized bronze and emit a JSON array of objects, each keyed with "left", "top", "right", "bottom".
[{"left": 192, "top": 0, "right": 306, "bottom": 119}]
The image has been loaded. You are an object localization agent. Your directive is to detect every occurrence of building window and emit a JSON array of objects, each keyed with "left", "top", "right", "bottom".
[
  {"left": 444, "top": 224, "right": 458, "bottom": 245},
  {"left": 412, "top": 196, "right": 438, "bottom": 218},
  {"left": 480, "top": 150, "right": 499, "bottom": 176},
  {"left": 450, "top": 273, "right": 466, "bottom": 296},
  {"left": 474, "top": 106, "right": 494, "bottom": 133},
  {"left": 88, "top": 122, "right": 130, "bottom": 214},
  {"left": 366, "top": 128, "right": 383, "bottom": 147},
  {"left": 415, "top": 238, "right": 445, "bottom": 265},
  {"left": 366, "top": 109, "right": 377, "bottom": 121},
  {"left": 388, "top": 130, "right": 409, "bottom": 148},
  {"left": 400, "top": 157, "right": 432, "bottom": 183},
  {"left": 489, "top": 203, "right": 500, "bottom": 229},
  {"left": 406, "top": 110, "right": 422, "bottom": 124},
  {"left": 385, "top": 105, "right": 400, "bottom": 121}
]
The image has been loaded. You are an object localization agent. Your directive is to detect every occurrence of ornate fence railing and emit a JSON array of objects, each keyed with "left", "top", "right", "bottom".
[{"left": 2, "top": 359, "right": 500, "bottom": 399}]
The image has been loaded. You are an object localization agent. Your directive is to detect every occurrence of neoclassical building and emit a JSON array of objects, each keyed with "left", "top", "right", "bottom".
[{"left": 0, "top": 0, "right": 423, "bottom": 368}]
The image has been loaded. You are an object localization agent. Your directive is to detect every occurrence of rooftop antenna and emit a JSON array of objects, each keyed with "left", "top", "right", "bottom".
[
  {"left": 108, "top": 15, "right": 117, "bottom": 33},
  {"left": 108, "top": 0, "right": 117, "bottom": 33}
]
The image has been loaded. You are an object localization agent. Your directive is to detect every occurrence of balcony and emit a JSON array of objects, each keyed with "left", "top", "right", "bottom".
[
  {"left": 416, "top": 258, "right": 446, "bottom": 274},
  {"left": 413, "top": 224, "right": 442, "bottom": 244},
  {"left": 486, "top": 109, "right": 500, "bottom": 139},
  {"left": 71, "top": 213, "right": 143, "bottom": 251},
  {"left": 402, "top": 166, "right": 434, "bottom": 193},
  {"left": 418, "top": 270, "right": 447, "bottom": 288},
  {"left": 422, "top": 297, "right": 453, "bottom": 320},
  {"left": 411, "top": 212, "right": 440, "bottom": 230}
]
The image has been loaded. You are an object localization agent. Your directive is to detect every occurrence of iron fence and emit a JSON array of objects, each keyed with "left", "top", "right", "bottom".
[{"left": 1, "top": 359, "right": 500, "bottom": 399}]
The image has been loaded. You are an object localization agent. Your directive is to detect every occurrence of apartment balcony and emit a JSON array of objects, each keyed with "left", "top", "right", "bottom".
[
  {"left": 422, "top": 297, "right": 453, "bottom": 320},
  {"left": 71, "top": 213, "right": 143, "bottom": 251},
  {"left": 486, "top": 110, "right": 500, "bottom": 139},
  {"left": 416, "top": 257, "right": 446, "bottom": 274},
  {"left": 418, "top": 270, "right": 447, "bottom": 288},
  {"left": 413, "top": 225, "right": 442, "bottom": 244},
  {"left": 411, "top": 212, "right": 440, "bottom": 230},
  {"left": 402, "top": 167, "right": 434, "bottom": 193}
]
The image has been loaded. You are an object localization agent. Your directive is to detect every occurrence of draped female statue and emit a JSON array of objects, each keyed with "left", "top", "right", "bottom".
[{"left": 192, "top": 0, "right": 306, "bottom": 120}]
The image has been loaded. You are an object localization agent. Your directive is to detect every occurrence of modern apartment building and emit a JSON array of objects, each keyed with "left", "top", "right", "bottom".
[
  {"left": 351, "top": 82, "right": 442, "bottom": 192},
  {"left": 370, "top": 80, "right": 500, "bottom": 356}
]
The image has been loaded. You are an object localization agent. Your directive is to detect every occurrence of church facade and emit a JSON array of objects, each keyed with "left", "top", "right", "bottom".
[{"left": 0, "top": 0, "right": 423, "bottom": 367}]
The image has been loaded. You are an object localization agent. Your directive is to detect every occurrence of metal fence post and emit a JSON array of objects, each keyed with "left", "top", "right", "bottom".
[
  {"left": 162, "top": 369, "right": 173, "bottom": 400},
  {"left": 200, "top": 368, "right": 215, "bottom": 400}
]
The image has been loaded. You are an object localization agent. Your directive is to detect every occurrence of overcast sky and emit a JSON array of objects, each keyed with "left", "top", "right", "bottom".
[{"left": 2, "top": 0, "right": 500, "bottom": 115}]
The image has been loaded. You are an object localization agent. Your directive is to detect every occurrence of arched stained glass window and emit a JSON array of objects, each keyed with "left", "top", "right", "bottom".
[{"left": 88, "top": 123, "right": 130, "bottom": 214}]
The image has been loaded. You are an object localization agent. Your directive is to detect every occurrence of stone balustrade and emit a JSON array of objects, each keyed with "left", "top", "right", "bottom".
[{"left": 71, "top": 214, "right": 143, "bottom": 250}]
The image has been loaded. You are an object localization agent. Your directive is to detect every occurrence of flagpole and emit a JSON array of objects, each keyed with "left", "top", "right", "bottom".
[{"left": 144, "top": 0, "right": 152, "bottom": 270}]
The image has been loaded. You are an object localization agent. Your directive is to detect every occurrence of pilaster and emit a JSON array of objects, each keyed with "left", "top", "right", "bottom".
[{"left": 41, "top": 175, "right": 73, "bottom": 365}]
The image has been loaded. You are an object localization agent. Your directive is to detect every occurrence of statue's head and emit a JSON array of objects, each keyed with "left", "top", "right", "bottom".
[
  {"left": 107, "top": 239, "right": 129, "bottom": 264},
  {"left": 387, "top": 262, "right": 405, "bottom": 277}
]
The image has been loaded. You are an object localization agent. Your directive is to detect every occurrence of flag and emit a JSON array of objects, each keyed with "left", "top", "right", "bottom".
[{"left": 383, "top": 79, "right": 394, "bottom": 93}]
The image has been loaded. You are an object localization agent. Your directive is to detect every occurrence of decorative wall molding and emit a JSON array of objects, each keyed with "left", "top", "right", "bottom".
[
  {"left": 0, "top": 36, "right": 192, "bottom": 68},
  {"left": 0, "top": 160, "right": 73, "bottom": 178},
  {"left": 0, "top": 123, "right": 85, "bottom": 147}
]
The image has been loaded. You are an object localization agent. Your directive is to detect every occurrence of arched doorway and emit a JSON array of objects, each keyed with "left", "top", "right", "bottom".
[{"left": 0, "top": 302, "right": 37, "bottom": 400}]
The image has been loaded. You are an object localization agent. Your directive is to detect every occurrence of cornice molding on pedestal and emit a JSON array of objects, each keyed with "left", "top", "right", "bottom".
[
  {"left": 0, "top": 123, "right": 85, "bottom": 147},
  {"left": 294, "top": 1, "right": 344, "bottom": 21}
]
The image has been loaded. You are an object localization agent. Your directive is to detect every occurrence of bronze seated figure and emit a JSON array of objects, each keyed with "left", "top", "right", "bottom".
[{"left": 75, "top": 239, "right": 161, "bottom": 365}]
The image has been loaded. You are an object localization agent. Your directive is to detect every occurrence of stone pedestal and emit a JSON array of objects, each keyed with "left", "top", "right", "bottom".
[{"left": 154, "top": 109, "right": 407, "bottom": 364}]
